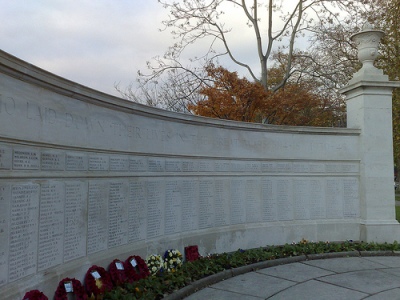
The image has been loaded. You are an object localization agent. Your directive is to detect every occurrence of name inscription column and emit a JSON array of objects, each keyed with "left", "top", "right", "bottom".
[
  {"left": 181, "top": 180, "right": 199, "bottom": 231},
  {"left": 108, "top": 181, "right": 129, "bottom": 248},
  {"left": 38, "top": 181, "right": 65, "bottom": 271},
  {"left": 88, "top": 180, "right": 109, "bottom": 254},
  {"left": 128, "top": 179, "right": 147, "bottom": 242},
  {"left": 9, "top": 184, "right": 39, "bottom": 282},
  {"left": 146, "top": 180, "right": 165, "bottom": 239},
  {"left": 214, "top": 179, "right": 230, "bottom": 226},
  {"left": 64, "top": 181, "right": 88, "bottom": 262},
  {"left": 0, "top": 184, "right": 10, "bottom": 286},
  {"left": 165, "top": 180, "right": 182, "bottom": 235},
  {"left": 198, "top": 180, "right": 215, "bottom": 229}
]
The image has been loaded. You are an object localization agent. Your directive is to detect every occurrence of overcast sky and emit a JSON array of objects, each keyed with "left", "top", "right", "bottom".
[
  {"left": 0, "top": 1, "right": 176, "bottom": 96},
  {"left": 0, "top": 1, "right": 310, "bottom": 98}
]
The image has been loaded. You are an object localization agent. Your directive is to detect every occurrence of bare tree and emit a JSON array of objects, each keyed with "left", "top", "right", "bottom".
[{"left": 121, "top": 0, "right": 370, "bottom": 112}]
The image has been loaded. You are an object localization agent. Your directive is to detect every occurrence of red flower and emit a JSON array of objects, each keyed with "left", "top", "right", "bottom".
[
  {"left": 185, "top": 245, "right": 200, "bottom": 262},
  {"left": 108, "top": 259, "right": 128, "bottom": 286},
  {"left": 22, "top": 289, "right": 48, "bottom": 300},
  {"left": 54, "top": 278, "right": 87, "bottom": 300},
  {"left": 84, "top": 265, "right": 113, "bottom": 296},
  {"left": 125, "top": 255, "right": 150, "bottom": 282}
]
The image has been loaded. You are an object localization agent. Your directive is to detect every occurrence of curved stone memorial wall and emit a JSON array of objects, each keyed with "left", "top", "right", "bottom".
[{"left": 0, "top": 50, "right": 363, "bottom": 298}]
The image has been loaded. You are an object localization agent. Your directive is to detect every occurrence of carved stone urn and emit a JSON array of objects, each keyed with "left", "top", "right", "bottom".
[{"left": 351, "top": 22, "right": 384, "bottom": 71}]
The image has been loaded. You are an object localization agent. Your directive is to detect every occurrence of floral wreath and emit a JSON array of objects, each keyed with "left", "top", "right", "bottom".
[
  {"left": 108, "top": 259, "right": 128, "bottom": 286},
  {"left": 185, "top": 245, "right": 200, "bottom": 262},
  {"left": 163, "top": 249, "right": 183, "bottom": 272},
  {"left": 145, "top": 254, "right": 164, "bottom": 276},
  {"left": 23, "top": 289, "right": 48, "bottom": 300},
  {"left": 84, "top": 265, "right": 113, "bottom": 297},
  {"left": 125, "top": 255, "right": 150, "bottom": 282},
  {"left": 54, "top": 278, "right": 87, "bottom": 300}
]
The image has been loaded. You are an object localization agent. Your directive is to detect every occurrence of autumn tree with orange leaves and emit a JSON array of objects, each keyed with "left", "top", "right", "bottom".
[{"left": 189, "top": 64, "right": 343, "bottom": 126}]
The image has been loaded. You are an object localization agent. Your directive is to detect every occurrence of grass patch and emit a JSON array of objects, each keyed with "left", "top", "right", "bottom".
[
  {"left": 395, "top": 194, "right": 400, "bottom": 201},
  {"left": 396, "top": 206, "right": 400, "bottom": 221}
]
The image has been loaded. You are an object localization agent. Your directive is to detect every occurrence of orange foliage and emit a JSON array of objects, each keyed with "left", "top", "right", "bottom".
[
  {"left": 189, "top": 65, "right": 339, "bottom": 126},
  {"left": 189, "top": 65, "right": 269, "bottom": 122}
]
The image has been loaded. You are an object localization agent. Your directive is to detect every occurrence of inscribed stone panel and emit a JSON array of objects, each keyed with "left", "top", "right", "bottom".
[
  {"left": 309, "top": 163, "right": 325, "bottom": 173},
  {"left": 146, "top": 180, "right": 165, "bottom": 238},
  {"left": 89, "top": 155, "right": 109, "bottom": 171},
  {"left": 343, "top": 178, "right": 360, "bottom": 218},
  {"left": 108, "top": 181, "right": 129, "bottom": 247},
  {"left": 129, "top": 156, "right": 148, "bottom": 172},
  {"left": 293, "top": 163, "right": 310, "bottom": 173},
  {"left": 276, "top": 162, "right": 293, "bottom": 173},
  {"left": 110, "top": 156, "right": 130, "bottom": 171},
  {"left": 41, "top": 151, "right": 65, "bottom": 170},
  {"left": 13, "top": 148, "right": 40, "bottom": 170},
  {"left": 293, "top": 179, "right": 310, "bottom": 220},
  {"left": 325, "top": 178, "right": 344, "bottom": 219},
  {"left": 214, "top": 179, "right": 230, "bottom": 226},
  {"left": 165, "top": 160, "right": 182, "bottom": 172},
  {"left": 215, "top": 161, "right": 231, "bottom": 172},
  {"left": 128, "top": 179, "right": 147, "bottom": 242},
  {"left": 198, "top": 180, "right": 215, "bottom": 229},
  {"left": 181, "top": 160, "right": 199, "bottom": 172},
  {"left": 9, "top": 184, "right": 39, "bottom": 282},
  {"left": 0, "top": 145, "right": 12, "bottom": 169},
  {"left": 87, "top": 181, "right": 109, "bottom": 254},
  {"left": 309, "top": 178, "right": 326, "bottom": 219},
  {"left": 198, "top": 160, "right": 214, "bottom": 172},
  {"left": 38, "top": 181, "right": 65, "bottom": 271},
  {"left": 148, "top": 158, "right": 165, "bottom": 172},
  {"left": 181, "top": 180, "right": 199, "bottom": 231},
  {"left": 231, "top": 161, "right": 246, "bottom": 172},
  {"left": 261, "top": 178, "right": 277, "bottom": 221},
  {"left": 66, "top": 153, "right": 88, "bottom": 171},
  {"left": 0, "top": 184, "right": 10, "bottom": 286},
  {"left": 64, "top": 181, "right": 88, "bottom": 262},
  {"left": 245, "top": 162, "right": 261, "bottom": 173},
  {"left": 230, "top": 179, "right": 246, "bottom": 225},
  {"left": 165, "top": 180, "right": 182, "bottom": 234},
  {"left": 276, "top": 179, "right": 294, "bottom": 220},
  {"left": 246, "top": 179, "right": 262, "bottom": 223},
  {"left": 261, "top": 162, "right": 276, "bottom": 173}
]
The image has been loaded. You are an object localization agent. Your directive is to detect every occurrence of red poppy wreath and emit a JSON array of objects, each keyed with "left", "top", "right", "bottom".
[
  {"left": 125, "top": 255, "right": 150, "bottom": 282},
  {"left": 84, "top": 265, "right": 113, "bottom": 297},
  {"left": 54, "top": 278, "right": 87, "bottom": 300}
]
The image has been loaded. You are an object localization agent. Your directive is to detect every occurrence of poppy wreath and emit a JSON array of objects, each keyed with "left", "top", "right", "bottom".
[
  {"left": 22, "top": 289, "right": 48, "bottom": 300},
  {"left": 84, "top": 265, "right": 113, "bottom": 297},
  {"left": 184, "top": 245, "right": 200, "bottom": 262},
  {"left": 108, "top": 259, "right": 128, "bottom": 286},
  {"left": 54, "top": 278, "right": 87, "bottom": 300},
  {"left": 125, "top": 255, "right": 150, "bottom": 282}
]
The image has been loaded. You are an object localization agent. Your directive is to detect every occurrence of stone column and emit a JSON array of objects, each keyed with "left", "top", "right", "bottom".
[{"left": 341, "top": 23, "right": 400, "bottom": 242}]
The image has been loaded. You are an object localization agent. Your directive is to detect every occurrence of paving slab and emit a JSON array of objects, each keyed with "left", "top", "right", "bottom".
[
  {"left": 318, "top": 269, "right": 400, "bottom": 294},
  {"left": 257, "top": 262, "right": 334, "bottom": 282},
  {"left": 379, "top": 267, "right": 400, "bottom": 277},
  {"left": 362, "top": 256, "right": 400, "bottom": 268},
  {"left": 363, "top": 288, "right": 400, "bottom": 299},
  {"left": 268, "top": 279, "right": 368, "bottom": 300},
  {"left": 204, "top": 272, "right": 296, "bottom": 298},
  {"left": 302, "top": 256, "right": 386, "bottom": 273}
]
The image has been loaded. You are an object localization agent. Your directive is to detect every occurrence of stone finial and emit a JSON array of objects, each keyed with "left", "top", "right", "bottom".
[{"left": 351, "top": 22, "right": 384, "bottom": 71}]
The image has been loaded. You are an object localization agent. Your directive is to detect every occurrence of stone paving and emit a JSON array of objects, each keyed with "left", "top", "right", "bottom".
[{"left": 174, "top": 256, "right": 400, "bottom": 300}]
